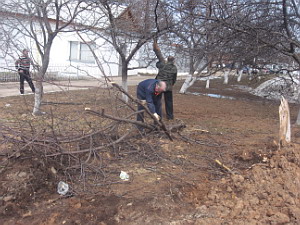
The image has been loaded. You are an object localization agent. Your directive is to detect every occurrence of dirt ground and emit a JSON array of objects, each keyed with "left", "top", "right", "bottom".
[{"left": 1, "top": 76, "right": 300, "bottom": 225}]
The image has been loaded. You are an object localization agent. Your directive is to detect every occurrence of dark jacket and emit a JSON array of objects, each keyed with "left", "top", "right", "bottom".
[
  {"left": 155, "top": 61, "right": 177, "bottom": 91},
  {"left": 137, "top": 79, "right": 162, "bottom": 114}
]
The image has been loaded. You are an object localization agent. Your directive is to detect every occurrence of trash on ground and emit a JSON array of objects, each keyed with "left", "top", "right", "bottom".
[
  {"left": 57, "top": 181, "right": 69, "bottom": 195},
  {"left": 120, "top": 171, "right": 130, "bottom": 181}
]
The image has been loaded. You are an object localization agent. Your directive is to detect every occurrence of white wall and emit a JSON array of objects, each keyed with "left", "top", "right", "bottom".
[{"left": 0, "top": 12, "right": 150, "bottom": 78}]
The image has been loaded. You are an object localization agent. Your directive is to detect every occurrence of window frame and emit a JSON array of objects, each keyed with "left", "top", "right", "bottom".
[{"left": 69, "top": 41, "right": 95, "bottom": 64}]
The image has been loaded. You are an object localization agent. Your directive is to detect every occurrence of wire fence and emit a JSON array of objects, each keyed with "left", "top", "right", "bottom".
[{"left": 0, "top": 64, "right": 103, "bottom": 82}]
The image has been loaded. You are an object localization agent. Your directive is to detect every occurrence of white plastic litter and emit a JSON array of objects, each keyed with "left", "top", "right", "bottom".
[
  {"left": 57, "top": 181, "right": 69, "bottom": 195},
  {"left": 5, "top": 104, "right": 11, "bottom": 107},
  {"left": 119, "top": 171, "right": 129, "bottom": 181}
]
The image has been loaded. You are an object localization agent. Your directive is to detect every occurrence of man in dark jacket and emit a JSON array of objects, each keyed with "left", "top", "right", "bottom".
[
  {"left": 15, "top": 49, "right": 35, "bottom": 94},
  {"left": 136, "top": 79, "right": 166, "bottom": 123},
  {"left": 153, "top": 40, "right": 177, "bottom": 120}
]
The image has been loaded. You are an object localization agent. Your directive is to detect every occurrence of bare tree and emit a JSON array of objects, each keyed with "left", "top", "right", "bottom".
[
  {"left": 163, "top": 0, "right": 251, "bottom": 92},
  {"left": 0, "top": 0, "right": 93, "bottom": 115},
  {"left": 170, "top": 0, "right": 212, "bottom": 93},
  {"left": 164, "top": 0, "right": 297, "bottom": 93},
  {"left": 209, "top": 0, "right": 300, "bottom": 123},
  {"left": 84, "top": 0, "right": 172, "bottom": 101}
]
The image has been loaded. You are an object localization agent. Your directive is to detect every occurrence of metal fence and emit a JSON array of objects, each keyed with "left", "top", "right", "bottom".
[
  {"left": 0, "top": 71, "right": 20, "bottom": 82},
  {"left": 0, "top": 64, "right": 102, "bottom": 82}
]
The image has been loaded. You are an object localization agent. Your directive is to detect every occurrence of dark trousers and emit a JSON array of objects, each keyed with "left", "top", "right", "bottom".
[
  {"left": 19, "top": 70, "right": 35, "bottom": 94},
  {"left": 137, "top": 94, "right": 162, "bottom": 123},
  {"left": 163, "top": 90, "right": 174, "bottom": 120}
]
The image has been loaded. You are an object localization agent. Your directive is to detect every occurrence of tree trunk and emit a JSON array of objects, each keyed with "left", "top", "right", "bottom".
[
  {"left": 179, "top": 74, "right": 196, "bottom": 94},
  {"left": 179, "top": 54, "right": 198, "bottom": 94},
  {"left": 237, "top": 70, "right": 243, "bottom": 82},
  {"left": 206, "top": 78, "right": 210, "bottom": 89},
  {"left": 32, "top": 78, "right": 43, "bottom": 115},
  {"left": 296, "top": 92, "right": 300, "bottom": 125},
  {"left": 223, "top": 69, "right": 229, "bottom": 84},
  {"left": 248, "top": 68, "right": 253, "bottom": 80},
  {"left": 121, "top": 63, "right": 128, "bottom": 102},
  {"left": 296, "top": 108, "right": 300, "bottom": 125},
  {"left": 32, "top": 40, "right": 52, "bottom": 115}
]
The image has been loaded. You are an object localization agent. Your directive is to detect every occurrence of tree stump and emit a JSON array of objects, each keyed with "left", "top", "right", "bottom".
[{"left": 279, "top": 96, "right": 291, "bottom": 147}]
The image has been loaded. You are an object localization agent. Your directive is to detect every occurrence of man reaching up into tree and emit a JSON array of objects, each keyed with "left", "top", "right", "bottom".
[{"left": 153, "top": 39, "right": 177, "bottom": 120}]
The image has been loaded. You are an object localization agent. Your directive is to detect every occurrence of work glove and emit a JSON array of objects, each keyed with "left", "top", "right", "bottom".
[
  {"left": 141, "top": 100, "right": 147, "bottom": 105},
  {"left": 153, "top": 113, "right": 160, "bottom": 121}
]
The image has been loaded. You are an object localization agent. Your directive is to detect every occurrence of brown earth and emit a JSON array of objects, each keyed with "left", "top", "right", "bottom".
[{"left": 1, "top": 76, "right": 300, "bottom": 224}]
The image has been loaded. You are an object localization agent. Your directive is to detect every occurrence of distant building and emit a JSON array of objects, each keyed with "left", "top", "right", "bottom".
[{"left": 0, "top": 5, "right": 143, "bottom": 80}]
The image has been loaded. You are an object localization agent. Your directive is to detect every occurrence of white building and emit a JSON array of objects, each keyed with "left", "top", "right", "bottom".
[{"left": 0, "top": 2, "right": 144, "bottom": 81}]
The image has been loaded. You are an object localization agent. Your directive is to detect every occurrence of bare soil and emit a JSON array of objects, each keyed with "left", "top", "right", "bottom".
[{"left": 1, "top": 76, "right": 300, "bottom": 225}]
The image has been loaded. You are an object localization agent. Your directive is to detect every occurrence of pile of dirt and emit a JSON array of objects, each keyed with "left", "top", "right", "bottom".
[
  {"left": 189, "top": 144, "right": 300, "bottom": 224},
  {"left": 0, "top": 153, "right": 61, "bottom": 221}
]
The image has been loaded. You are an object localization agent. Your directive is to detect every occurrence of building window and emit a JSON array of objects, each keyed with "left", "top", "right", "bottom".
[{"left": 69, "top": 41, "right": 95, "bottom": 63}]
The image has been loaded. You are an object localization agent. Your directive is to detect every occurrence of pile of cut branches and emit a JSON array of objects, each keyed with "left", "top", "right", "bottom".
[{"left": 0, "top": 84, "right": 185, "bottom": 193}]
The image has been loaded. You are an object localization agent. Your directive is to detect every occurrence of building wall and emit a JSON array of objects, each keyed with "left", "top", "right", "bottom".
[{"left": 0, "top": 22, "right": 142, "bottom": 79}]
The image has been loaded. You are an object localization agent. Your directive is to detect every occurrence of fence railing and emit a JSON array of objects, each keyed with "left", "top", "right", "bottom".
[{"left": 0, "top": 64, "right": 103, "bottom": 82}]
